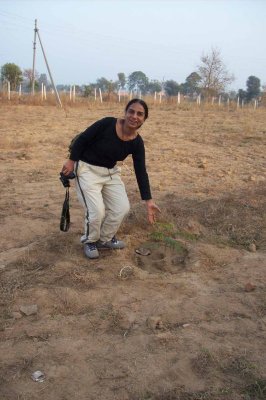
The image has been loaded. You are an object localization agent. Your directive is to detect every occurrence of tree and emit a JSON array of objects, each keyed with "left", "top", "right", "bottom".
[
  {"left": 1, "top": 63, "right": 23, "bottom": 90},
  {"left": 23, "top": 68, "right": 39, "bottom": 90},
  {"left": 246, "top": 75, "right": 260, "bottom": 102},
  {"left": 38, "top": 73, "right": 49, "bottom": 88},
  {"left": 237, "top": 89, "right": 247, "bottom": 102},
  {"left": 127, "top": 71, "right": 149, "bottom": 94},
  {"left": 96, "top": 77, "right": 115, "bottom": 92},
  {"left": 117, "top": 72, "right": 126, "bottom": 89},
  {"left": 183, "top": 72, "right": 201, "bottom": 95},
  {"left": 83, "top": 84, "right": 96, "bottom": 97},
  {"left": 197, "top": 48, "right": 234, "bottom": 97},
  {"left": 164, "top": 80, "right": 180, "bottom": 96},
  {"left": 96, "top": 77, "right": 118, "bottom": 100},
  {"left": 261, "top": 84, "right": 266, "bottom": 106},
  {"left": 228, "top": 90, "right": 237, "bottom": 100},
  {"left": 147, "top": 80, "right": 162, "bottom": 94}
]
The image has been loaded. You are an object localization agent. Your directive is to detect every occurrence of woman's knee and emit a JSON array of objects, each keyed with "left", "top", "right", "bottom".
[{"left": 118, "top": 199, "right": 130, "bottom": 219}]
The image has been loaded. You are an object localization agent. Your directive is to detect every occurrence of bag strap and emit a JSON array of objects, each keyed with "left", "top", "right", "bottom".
[{"left": 60, "top": 187, "right": 70, "bottom": 232}]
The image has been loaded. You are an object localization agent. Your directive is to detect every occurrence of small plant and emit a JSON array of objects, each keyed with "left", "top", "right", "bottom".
[
  {"left": 149, "top": 222, "right": 189, "bottom": 253},
  {"left": 175, "top": 229, "right": 199, "bottom": 241},
  {"left": 150, "top": 222, "right": 176, "bottom": 237},
  {"left": 244, "top": 379, "right": 266, "bottom": 399},
  {"left": 163, "top": 236, "right": 185, "bottom": 252}
]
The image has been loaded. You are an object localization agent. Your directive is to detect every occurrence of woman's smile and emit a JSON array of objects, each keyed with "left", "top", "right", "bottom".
[{"left": 125, "top": 102, "right": 145, "bottom": 129}]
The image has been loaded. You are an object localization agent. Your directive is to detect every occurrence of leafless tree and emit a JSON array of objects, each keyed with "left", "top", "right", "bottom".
[
  {"left": 23, "top": 68, "right": 39, "bottom": 86},
  {"left": 197, "top": 48, "right": 234, "bottom": 98}
]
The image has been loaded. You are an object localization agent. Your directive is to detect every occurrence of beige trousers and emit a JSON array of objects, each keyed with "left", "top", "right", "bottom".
[{"left": 75, "top": 161, "right": 130, "bottom": 243}]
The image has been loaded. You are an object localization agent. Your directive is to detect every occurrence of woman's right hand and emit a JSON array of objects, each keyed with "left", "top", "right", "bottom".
[{"left": 62, "top": 159, "right": 75, "bottom": 176}]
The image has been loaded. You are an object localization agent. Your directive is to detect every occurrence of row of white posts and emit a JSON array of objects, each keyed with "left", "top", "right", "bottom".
[
  {"left": 153, "top": 92, "right": 259, "bottom": 109},
  {"left": 4, "top": 81, "right": 48, "bottom": 100},
  {"left": 2, "top": 81, "right": 260, "bottom": 109}
]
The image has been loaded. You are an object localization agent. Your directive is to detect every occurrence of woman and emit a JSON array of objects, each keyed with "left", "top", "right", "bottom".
[{"left": 62, "top": 98, "right": 160, "bottom": 259}]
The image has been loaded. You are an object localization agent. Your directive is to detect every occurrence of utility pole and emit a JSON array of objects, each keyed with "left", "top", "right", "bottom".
[
  {"left": 31, "top": 19, "right": 37, "bottom": 95},
  {"left": 32, "top": 19, "right": 62, "bottom": 107}
]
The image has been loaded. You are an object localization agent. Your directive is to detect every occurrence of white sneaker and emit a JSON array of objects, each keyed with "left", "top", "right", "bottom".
[
  {"left": 84, "top": 242, "right": 99, "bottom": 259},
  {"left": 97, "top": 236, "right": 125, "bottom": 250}
]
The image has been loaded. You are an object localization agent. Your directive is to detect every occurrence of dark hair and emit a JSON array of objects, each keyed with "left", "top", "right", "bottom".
[{"left": 125, "top": 98, "right": 149, "bottom": 120}]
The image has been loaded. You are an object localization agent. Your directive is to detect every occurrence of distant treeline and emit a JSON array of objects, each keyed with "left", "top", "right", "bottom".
[{"left": 0, "top": 48, "right": 264, "bottom": 103}]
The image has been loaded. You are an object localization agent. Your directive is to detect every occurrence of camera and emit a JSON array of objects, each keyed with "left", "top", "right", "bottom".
[{"left": 59, "top": 171, "right": 76, "bottom": 188}]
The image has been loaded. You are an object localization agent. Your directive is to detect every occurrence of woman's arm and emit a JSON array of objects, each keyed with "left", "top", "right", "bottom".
[{"left": 132, "top": 138, "right": 161, "bottom": 224}]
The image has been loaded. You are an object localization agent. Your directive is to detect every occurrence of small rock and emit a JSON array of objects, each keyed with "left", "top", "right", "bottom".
[
  {"left": 147, "top": 316, "right": 164, "bottom": 330},
  {"left": 19, "top": 304, "right": 38, "bottom": 316},
  {"left": 182, "top": 323, "right": 191, "bottom": 328},
  {"left": 31, "top": 370, "right": 45, "bottom": 382},
  {"left": 248, "top": 243, "right": 256, "bottom": 252},
  {"left": 198, "top": 159, "right": 207, "bottom": 169},
  {"left": 244, "top": 282, "right": 256, "bottom": 292}
]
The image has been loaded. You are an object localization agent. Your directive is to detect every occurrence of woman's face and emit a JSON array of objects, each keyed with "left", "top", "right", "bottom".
[{"left": 125, "top": 102, "right": 146, "bottom": 129}]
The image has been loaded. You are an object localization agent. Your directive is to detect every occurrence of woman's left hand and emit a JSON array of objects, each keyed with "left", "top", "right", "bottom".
[{"left": 145, "top": 200, "right": 161, "bottom": 224}]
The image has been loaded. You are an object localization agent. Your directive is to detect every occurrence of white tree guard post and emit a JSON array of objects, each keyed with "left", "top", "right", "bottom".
[
  {"left": 211, "top": 97, "right": 215, "bottom": 105},
  {"left": 18, "top": 84, "right": 22, "bottom": 97},
  {"left": 69, "top": 86, "right": 72, "bottom": 100},
  {"left": 7, "top": 81, "right": 11, "bottom": 100},
  {"left": 130, "top": 90, "right": 132, "bottom": 100},
  {"left": 41, "top": 82, "right": 44, "bottom": 100},
  {"left": 177, "top": 92, "right": 181, "bottom": 104},
  {"left": 154, "top": 91, "right": 157, "bottom": 102},
  {"left": 73, "top": 85, "right": 76, "bottom": 103},
  {"left": 237, "top": 97, "right": 240, "bottom": 109},
  {"left": 218, "top": 95, "right": 221, "bottom": 106},
  {"left": 254, "top": 99, "right": 257, "bottom": 109},
  {"left": 227, "top": 98, "right": 230, "bottom": 108},
  {"left": 139, "top": 91, "right": 142, "bottom": 99},
  {"left": 118, "top": 89, "right": 121, "bottom": 102},
  {"left": 241, "top": 99, "right": 244, "bottom": 108},
  {"left": 94, "top": 88, "right": 97, "bottom": 101},
  {"left": 99, "top": 88, "right": 103, "bottom": 103},
  {"left": 197, "top": 94, "right": 201, "bottom": 105},
  {"left": 44, "top": 85, "right": 47, "bottom": 100}
]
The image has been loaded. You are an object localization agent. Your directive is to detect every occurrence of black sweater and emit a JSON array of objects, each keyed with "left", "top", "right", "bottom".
[{"left": 70, "top": 117, "right": 152, "bottom": 200}]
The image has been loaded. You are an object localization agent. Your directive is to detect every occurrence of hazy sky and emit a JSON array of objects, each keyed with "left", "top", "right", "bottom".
[{"left": 0, "top": 0, "right": 265, "bottom": 91}]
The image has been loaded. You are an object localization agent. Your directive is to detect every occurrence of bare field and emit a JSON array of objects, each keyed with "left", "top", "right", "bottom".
[{"left": 0, "top": 103, "right": 265, "bottom": 400}]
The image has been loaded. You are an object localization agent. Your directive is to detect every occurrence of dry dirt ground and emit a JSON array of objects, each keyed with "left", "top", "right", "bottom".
[{"left": 0, "top": 102, "right": 265, "bottom": 400}]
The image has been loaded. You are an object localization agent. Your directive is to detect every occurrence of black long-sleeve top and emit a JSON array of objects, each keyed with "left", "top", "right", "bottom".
[{"left": 70, "top": 117, "right": 152, "bottom": 200}]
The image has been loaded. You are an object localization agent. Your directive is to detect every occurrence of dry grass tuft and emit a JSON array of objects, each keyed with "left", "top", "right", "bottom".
[
  {"left": 163, "top": 187, "right": 266, "bottom": 250},
  {"left": 191, "top": 348, "right": 216, "bottom": 375}
]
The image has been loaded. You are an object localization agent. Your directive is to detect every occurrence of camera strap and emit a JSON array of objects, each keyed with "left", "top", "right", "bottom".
[{"left": 60, "top": 187, "right": 70, "bottom": 232}]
